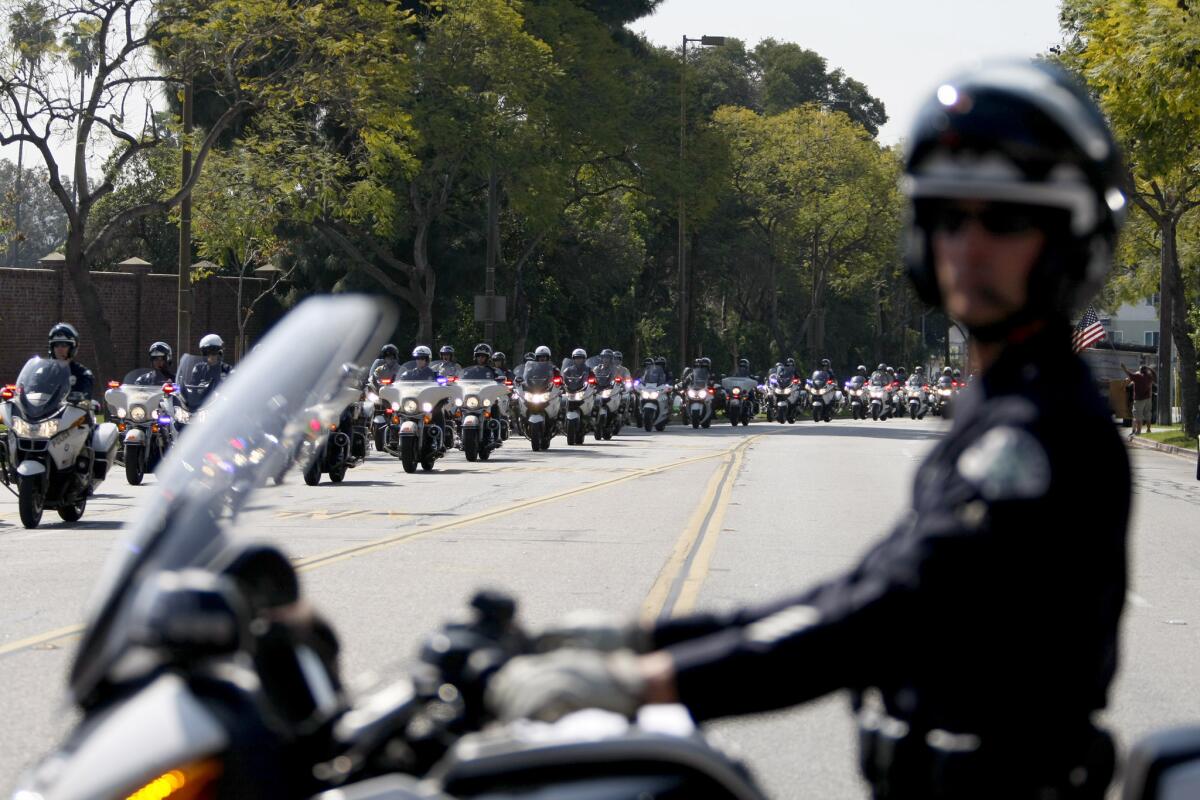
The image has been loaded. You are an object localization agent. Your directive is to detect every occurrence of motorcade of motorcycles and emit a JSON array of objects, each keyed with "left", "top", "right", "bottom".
[
  {"left": 104, "top": 369, "right": 175, "bottom": 485},
  {"left": 769, "top": 366, "right": 801, "bottom": 424},
  {"left": 303, "top": 364, "right": 373, "bottom": 485},
  {"left": 516, "top": 361, "right": 562, "bottom": 452},
  {"left": 0, "top": 358, "right": 119, "bottom": 528},
  {"left": 807, "top": 370, "right": 838, "bottom": 423},
  {"left": 560, "top": 366, "right": 596, "bottom": 446},
  {"left": 636, "top": 365, "right": 672, "bottom": 432},
  {"left": 378, "top": 360, "right": 462, "bottom": 473},
  {"left": 171, "top": 353, "right": 226, "bottom": 438},
  {"left": 845, "top": 375, "right": 868, "bottom": 420},
  {"left": 721, "top": 376, "right": 757, "bottom": 426},
  {"left": 13, "top": 303, "right": 772, "bottom": 800},
  {"left": 682, "top": 366, "right": 715, "bottom": 429},
  {"left": 458, "top": 364, "right": 510, "bottom": 460}
]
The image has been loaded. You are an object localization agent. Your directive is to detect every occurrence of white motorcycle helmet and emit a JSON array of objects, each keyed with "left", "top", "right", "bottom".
[
  {"left": 199, "top": 333, "right": 224, "bottom": 356},
  {"left": 534, "top": 345, "right": 551, "bottom": 362}
]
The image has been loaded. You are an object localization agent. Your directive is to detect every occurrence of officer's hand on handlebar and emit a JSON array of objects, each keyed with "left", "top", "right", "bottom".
[{"left": 486, "top": 648, "right": 645, "bottom": 723}]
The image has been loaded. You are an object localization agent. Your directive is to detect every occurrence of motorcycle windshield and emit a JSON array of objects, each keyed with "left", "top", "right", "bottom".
[
  {"left": 524, "top": 362, "right": 555, "bottom": 391},
  {"left": 850, "top": 377, "right": 865, "bottom": 389},
  {"left": 642, "top": 366, "right": 667, "bottom": 384},
  {"left": 811, "top": 370, "right": 828, "bottom": 385},
  {"left": 398, "top": 364, "right": 436, "bottom": 382},
  {"left": 776, "top": 367, "right": 795, "bottom": 384},
  {"left": 370, "top": 358, "right": 402, "bottom": 384},
  {"left": 691, "top": 367, "right": 711, "bottom": 386},
  {"left": 15, "top": 358, "right": 70, "bottom": 419},
  {"left": 908, "top": 377, "right": 924, "bottom": 388},
  {"left": 431, "top": 360, "right": 460, "bottom": 379},
  {"left": 68, "top": 295, "right": 396, "bottom": 707},
  {"left": 177, "top": 355, "right": 225, "bottom": 410},
  {"left": 561, "top": 369, "right": 588, "bottom": 392},
  {"left": 592, "top": 366, "right": 615, "bottom": 389},
  {"left": 460, "top": 365, "right": 494, "bottom": 380},
  {"left": 123, "top": 368, "right": 169, "bottom": 386},
  {"left": 939, "top": 376, "right": 954, "bottom": 388}
]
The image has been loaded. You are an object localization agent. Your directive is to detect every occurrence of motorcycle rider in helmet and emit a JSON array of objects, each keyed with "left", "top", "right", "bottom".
[
  {"left": 488, "top": 61, "right": 1131, "bottom": 800},
  {"left": 373, "top": 344, "right": 401, "bottom": 381},
  {"left": 47, "top": 322, "right": 94, "bottom": 398},
  {"left": 189, "top": 333, "right": 233, "bottom": 385},
  {"left": 468, "top": 343, "right": 496, "bottom": 379},
  {"left": 652, "top": 356, "right": 674, "bottom": 385},
  {"left": 491, "top": 352, "right": 514, "bottom": 383},
  {"left": 135, "top": 341, "right": 176, "bottom": 385},
  {"left": 562, "top": 348, "right": 593, "bottom": 382},
  {"left": 733, "top": 358, "right": 752, "bottom": 378},
  {"left": 435, "top": 344, "right": 461, "bottom": 378}
]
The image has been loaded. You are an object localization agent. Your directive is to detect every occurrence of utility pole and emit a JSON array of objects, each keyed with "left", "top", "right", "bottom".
[
  {"left": 176, "top": 80, "right": 193, "bottom": 357},
  {"left": 1157, "top": 248, "right": 1173, "bottom": 426},
  {"left": 678, "top": 34, "right": 726, "bottom": 370},
  {"left": 484, "top": 167, "right": 499, "bottom": 345}
]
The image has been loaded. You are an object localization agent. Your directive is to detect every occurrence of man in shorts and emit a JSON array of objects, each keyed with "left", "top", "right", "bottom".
[{"left": 1122, "top": 362, "right": 1156, "bottom": 437}]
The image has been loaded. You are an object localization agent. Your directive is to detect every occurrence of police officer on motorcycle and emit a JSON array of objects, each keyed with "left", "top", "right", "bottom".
[
  {"left": 563, "top": 348, "right": 593, "bottom": 382},
  {"left": 489, "top": 61, "right": 1130, "bottom": 800},
  {"left": 373, "top": 344, "right": 401, "bottom": 382},
  {"left": 492, "top": 352, "right": 514, "bottom": 383},
  {"left": 469, "top": 343, "right": 496, "bottom": 378},
  {"left": 436, "top": 345, "right": 461, "bottom": 377},
  {"left": 733, "top": 358, "right": 754, "bottom": 379},
  {"left": 47, "top": 323, "right": 94, "bottom": 398},
  {"left": 403, "top": 346, "right": 437, "bottom": 381},
  {"left": 135, "top": 341, "right": 175, "bottom": 385},
  {"left": 653, "top": 356, "right": 673, "bottom": 385},
  {"left": 189, "top": 333, "right": 233, "bottom": 384}
]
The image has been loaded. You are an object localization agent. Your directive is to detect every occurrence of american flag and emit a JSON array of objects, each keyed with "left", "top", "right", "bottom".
[{"left": 1071, "top": 306, "right": 1107, "bottom": 353}]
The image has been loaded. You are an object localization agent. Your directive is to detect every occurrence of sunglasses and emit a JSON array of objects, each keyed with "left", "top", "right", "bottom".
[{"left": 924, "top": 202, "right": 1056, "bottom": 237}]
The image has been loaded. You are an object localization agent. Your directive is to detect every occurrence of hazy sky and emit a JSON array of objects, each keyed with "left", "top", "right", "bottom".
[{"left": 629, "top": 0, "right": 1065, "bottom": 143}]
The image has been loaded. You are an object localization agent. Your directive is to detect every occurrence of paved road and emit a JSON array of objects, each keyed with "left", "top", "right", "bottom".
[{"left": 1, "top": 418, "right": 1198, "bottom": 796}]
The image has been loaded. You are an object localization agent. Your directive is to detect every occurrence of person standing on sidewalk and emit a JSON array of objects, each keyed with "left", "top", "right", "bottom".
[{"left": 1121, "top": 362, "right": 1156, "bottom": 437}]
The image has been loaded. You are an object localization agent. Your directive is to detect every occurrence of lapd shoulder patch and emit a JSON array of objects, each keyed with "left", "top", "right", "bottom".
[{"left": 955, "top": 426, "right": 1050, "bottom": 501}]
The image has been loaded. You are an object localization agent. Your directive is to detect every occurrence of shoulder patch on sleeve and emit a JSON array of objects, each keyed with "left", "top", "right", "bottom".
[{"left": 956, "top": 426, "right": 1050, "bottom": 501}]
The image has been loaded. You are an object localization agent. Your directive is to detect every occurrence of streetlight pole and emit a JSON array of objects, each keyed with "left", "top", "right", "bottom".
[
  {"left": 678, "top": 35, "right": 726, "bottom": 371},
  {"left": 176, "top": 79, "right": 193, "bottom": 358}
]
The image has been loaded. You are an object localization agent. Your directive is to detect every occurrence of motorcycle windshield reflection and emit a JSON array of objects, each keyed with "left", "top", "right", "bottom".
[
  {"left": 524, "top": 362, "right": 555, "bottom": 391},
  {"left": 593, "top": 365, "right": 615, "bottom": 389},
  {"left": 561, "top": 369, "right": 589, "bottom": 392},
  {"left": 691, "top": 367, "right": 711, "bottom": 385},
  {"left": 460, "top": 365, "right": 494, "bottom": 380},
  {"left": 811, "top": 370, "right": 829, "bottom": 385},
  {"left": 431, "top": 360, "right": 460, "bottom": 379},
  {"left": 776, "top": 367, "right": 795, "bottom": 384},
  {"left": 849, "top": 376, "right": 866, "bottom": 389},
  {"left": 939, "top": 376, "right": 954, "bottom": 388},
  {"left": 123, "top": 368, "right": 169, "bottom": 386},
  {"left": 68, "top": 295, "right": 396, "bottom": 708},
  {"left": 15, "top": 358, "right": 70, "bottom": 419},
  {"left": 642, "top": 366, "right": 667, "bottom": 385}
]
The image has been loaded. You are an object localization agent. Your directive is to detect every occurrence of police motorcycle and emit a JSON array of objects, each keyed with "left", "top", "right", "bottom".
[
  {"left": 845, "top": 374, "right": 868, "bottom": 420},
  {"left": 588, "top": 355, "right": 623, "bottom": 440},
  {"left": 515, "top": 360, "right": 562, "bottom": 451},
  {"left": 171, "top": 354, "right": 226, "bottom": 437},
  {"left": 13, "top": 299, "right": 772, "bottom": 800},
  {"left": 681, "top": 362, "right": 715, "bottom": 429},
  {"left": 905, "top": 374, "right": 929, "bottom": 420},
  {"left": 931, "top": 373, "right": 956, "bottom": 419},
  {"left": 104, "top": 369, "right": 175, "bottom": 485},
  {"left": 867, "top": 372, "right": 892, "bottom": 421},
  {"left": 768, "top": 365, "right": 801, "bottom": 424},
  {"left": 0, "top": 359, "right": 118, "bottom": 529},
  {"left": 302, "top": 364, "right": 373, "bottom": 485},
  {"left": 637, "top": 363, "right": 672, "bottom": 432},
  {"left": 366, "top": 350, "right": 404, "bottom": 451},
  {"left": 721, "top": 375, "right": 757, "bottom": 426},
  {"left": 378, "top": 355, "right": 462, "bottom": 473},
  {"left": 560, "top": 354, "right": 596, "bottom": 447},
  {"left": 807, "top": 369, "right": 838, "bottom": 423},
  {"left": 458, "top": 364, "right": 509, "bottom": 461}
]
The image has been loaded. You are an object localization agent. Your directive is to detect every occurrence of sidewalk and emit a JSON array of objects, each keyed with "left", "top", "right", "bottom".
[{"left": 1126, "top": 431, "right": 1198, "bottom": 460}]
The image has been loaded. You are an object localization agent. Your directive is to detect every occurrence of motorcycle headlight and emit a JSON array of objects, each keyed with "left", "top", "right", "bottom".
[
  {"left": 39, "top": 419, "right": 61, "bottom": 437},
  {"left": 644, "top": 391, "right": 659, "bottom": 400},
  {"left": 402, "top": 399, "right": 419, "bottom": 413},
  {"left": 116, "top": 407, "right": 127, "bottom": 419},
  {"left": 173, "top": 407, "right": 191, "bottom": 423},
  {"left": 130, "top": 405, "right": 147, "bottom": 422},
  {"left": 602, "top": 389, "right": 613, "bottom": 399},
  {"left": 466, "top": 396, "right": 480, "bottom": 409},
  {"left": 12, "top": 417, "right": 32, "bottom": 437}
]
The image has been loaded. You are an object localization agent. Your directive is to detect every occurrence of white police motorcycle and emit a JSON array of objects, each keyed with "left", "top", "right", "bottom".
[{"left": 104, "top": 369, "right": 175, "bottom": 485}]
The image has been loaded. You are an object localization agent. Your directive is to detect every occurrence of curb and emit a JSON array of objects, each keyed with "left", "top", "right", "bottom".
[{"left": 1126, "top": 435, "right": 1198, "bottom": 460}]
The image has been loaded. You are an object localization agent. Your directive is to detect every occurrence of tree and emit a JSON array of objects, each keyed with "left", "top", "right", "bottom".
[
  {"left": 1059, "top": 0, "right": 1200, "bottom": 436},
  {"left": 0, "top": 158, "right": 67, "bottom": 263}
]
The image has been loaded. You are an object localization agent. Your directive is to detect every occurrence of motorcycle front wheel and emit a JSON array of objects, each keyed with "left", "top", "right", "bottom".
[
  {"left": 643, "top": 408, "right": 654, "bottom": 432},
  {"left": 401, "top": 436, "right": 419, "bottom": 472},
  {"left": 329, "top": 464, "right": 347, "bottom": 483},
  {"left": 124, "top": 444, "right": 144, "bottom": 486},
  {"left": 303, "top": 457, "right": 322, "bottom": 485},
  {"left": 464, "top": 427, "right": 480, "bottom": 461},
  {"left": 529, "top": 421, "right": 544, "bottom": 452},
  {"left": 18, "top": 477, "right": 44, "bottom": 529}
]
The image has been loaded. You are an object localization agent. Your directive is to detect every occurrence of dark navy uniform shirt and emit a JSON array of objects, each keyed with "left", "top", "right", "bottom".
[{"left": 653, "top": 325, "right": 1129, "bottom": 751}]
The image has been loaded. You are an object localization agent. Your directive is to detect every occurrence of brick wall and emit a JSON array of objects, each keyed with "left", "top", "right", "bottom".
[{"left": 0, "top": 265, "right": 272, "bottom": 387}]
